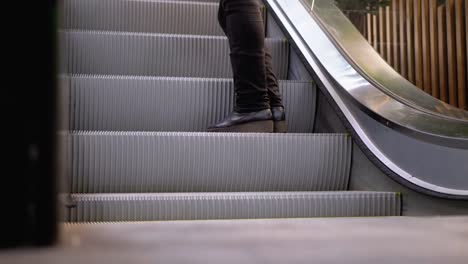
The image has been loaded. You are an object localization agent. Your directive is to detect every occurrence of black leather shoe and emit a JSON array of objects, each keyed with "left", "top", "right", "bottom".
[
  {"left": 207, "top": 109, "right": 274, "bottom": 133},
  {"left": 271, "top": 106, "right": 287, "bottom": 133}
]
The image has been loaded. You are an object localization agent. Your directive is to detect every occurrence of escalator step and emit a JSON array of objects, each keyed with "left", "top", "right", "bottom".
[
  {"left": 64, "top": 132, "right": 352, "bottom": 193},
  {"left": 61, "top": 75, "right": 316, "bottom": 132},
  {"left": 61, "top": 0, "right": 224, "bottom": 36},
  {"left": 59, "top": 30, "right": 289, "bottom": 78},
  {"left": 67, "top": 192, "right": 402, "bottom": 222}
]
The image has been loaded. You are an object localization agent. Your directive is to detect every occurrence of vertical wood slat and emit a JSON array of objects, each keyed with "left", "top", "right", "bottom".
[
  {"left": 406, "top": 0, "right": 415, "bottom": 83},
  {"left": 379, "top": 7, "right": 386, "bottom": 59},
  {"left": 421, "top": 0, "right": 431, "bottom": 94},
  {"left": 392, "top": 0, "right": 400, "bottom": 72},
  {"left": 373, "top": 14, "right": 378, "bottom": 50},
  {"left": 363, "top": 12, "right": 368, "bottom": 38},
  {"left": 361, "top": 11, "right": 368, "bottom": 39},
  {"left": 438, "top": 5, "right": 448, "bottom": 102},
  {"left": 455, "top": 0, "right": 466, "bottom": 110},
  {"left": 429, "top": 0, "right": 439, "bottom": 98},
  {"left": 386, "top": 6, "right": 392, "bottom": 66},
  {"left": 399, "top": 0, "right": 407, "bottom": 78},
  {"left": 466, "top": 0, "right": 468, "bottom": 110},
  {"left": 446, "top": 0, "right": 458, "bottom": 106},
  {"left": 367, "top": 12, "right": 372, "bottom": 44},
  {"left": 414, "top": 0, "right": 423, "bottom": 89}
]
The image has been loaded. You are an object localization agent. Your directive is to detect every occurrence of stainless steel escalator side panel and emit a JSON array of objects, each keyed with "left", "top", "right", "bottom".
[
  {"left": 303, "top": 0, "right": 468, "bottom": 122},
  {"left": 265, "top": 0, "right": 468, "bottom": 198},
  {"left": 266, "top": 0, "right": 468, "bottom": 147}
]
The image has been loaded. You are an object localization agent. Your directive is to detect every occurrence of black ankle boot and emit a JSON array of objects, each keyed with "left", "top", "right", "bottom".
[
  {"left": 271, "top": 106, "right": 287, "bottom": 133},
  {"left": 207, "top": 109, "right": 274, "bottom": 133}
]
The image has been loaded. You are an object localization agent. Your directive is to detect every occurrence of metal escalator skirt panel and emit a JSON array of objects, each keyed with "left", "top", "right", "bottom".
[
  {"left": 265, "top": 0, "right": 468, "bottom": 198},
  {"left": 68, "top": 192, "right": 401, "bottom": 222},
  {"left": 65, "top": 132, "right": 351, "bottom": 193},
  {"left": 61, "top": 0, "right": 224, "bottom": 36},
  {"left": 59, "top": 30, "right": 289, "bottom": 79},
  {"left": 265, "top": 0, "right": 468, "bottom": 144},
  {"left": 61, "top": 75, "right": 316, "bottom": 132}
]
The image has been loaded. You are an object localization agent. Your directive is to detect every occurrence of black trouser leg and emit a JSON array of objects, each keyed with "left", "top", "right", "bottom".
[{"left": 218, "top": 0, "right": 273, "bottom": 113}]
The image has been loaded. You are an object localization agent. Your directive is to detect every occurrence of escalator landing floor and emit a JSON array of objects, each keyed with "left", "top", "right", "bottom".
[{"left": 2, "top": 216, "right": 467, "bottom": 264}]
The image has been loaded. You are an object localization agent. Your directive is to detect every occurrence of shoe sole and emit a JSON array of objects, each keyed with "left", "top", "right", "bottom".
[
  {"left": 207, "top": 120, "right": 274, "bottom": 133},
  {"left": 274, "top": 120, "right": 288, "bottom": 133}
]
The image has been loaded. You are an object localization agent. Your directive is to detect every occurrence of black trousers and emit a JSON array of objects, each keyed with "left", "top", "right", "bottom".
[{"left": 218, "top": 0, "right": 283, "bottom": 113}]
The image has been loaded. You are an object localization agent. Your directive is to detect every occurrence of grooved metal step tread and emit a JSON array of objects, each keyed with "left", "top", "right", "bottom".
[
  {"left": 64, "top": 132, "right": 352, "bottom": 193},
  {"left": 67, "top": 192, "right": 402, "bottom": 222},
  {"left": 59, "top": 30, "right": 289, "bottom": 78},
  {"left": 61, "top": 0, "right": 224, "bottom": 36},
  {"left": 61, "top": 75, "right": 316, "bottom": 132}
]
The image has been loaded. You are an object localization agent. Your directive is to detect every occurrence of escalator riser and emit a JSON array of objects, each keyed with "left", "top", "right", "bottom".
[
  {"left": 62, "top": 75, "right": 316, "bottom": 132},
  {"left": 68, "top": 192, "right": 402, "bottom": 222},
  {"left": 61, "top": 0, "right": 224, "bottom": 36},
  {"left": 65, "top": 132, "right": 352, "bottom": 193},
  {"left": 59, "top": 31, "right": 289, "bottom": 78}
]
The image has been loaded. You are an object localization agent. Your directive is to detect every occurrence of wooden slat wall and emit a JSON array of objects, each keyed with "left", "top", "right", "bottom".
[
  {"left": 429, "top": 0, "right": 439, "bottom": 98},
  {"left": 392, "top": 0, "right": 400, "bottom": 72},
  {"left": 414, "top": 0, "right": 423, "bottom": 88},
  {"left": 466, "top": 0, "right": 468, "bottom": 110},
  {"left": 356, "top": 0, "right": 468, "bottom": 110},
  {"left": 455, "top": 0, "right": 466, "bottom": 110},
  {"left": 421, "top": 0, "right": 431, "bottom": 94},
  {"left": 399, "top": 0, "right": 407, "bottom": 79},
  {"left": 386, "top": 5, "right": 393, "bottom": 66},
  {"left": 406, "top": 0, "right": 415, "bottom": 83},
  {"left": 438, "top": 4, "right": 448, "bottom": 102},
  {"left": 446, "top": 0, "right": 457, "bottom": 106}
]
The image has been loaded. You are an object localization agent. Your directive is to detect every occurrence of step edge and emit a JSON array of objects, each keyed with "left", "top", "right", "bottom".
[
  {"left": 60, "top": 73, "right": 314, "bottom": 84},
  {"left": 59, "top": 29, "right": 286, "bottom": 42}
]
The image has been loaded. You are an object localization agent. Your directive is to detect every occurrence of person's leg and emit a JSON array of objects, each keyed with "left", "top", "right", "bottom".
[
  {"left": 224, "top": 0, "right": 270, "bottom": 112},
  {"left": 220, "top": 1, "right": 282, "bottom": 109},
  {"left": 209, "top": 0, "right": 273, "bottom": 132}
]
